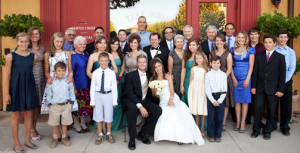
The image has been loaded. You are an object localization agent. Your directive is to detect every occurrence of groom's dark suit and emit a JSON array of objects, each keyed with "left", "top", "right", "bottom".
[{"left": 122, "top": 70, "right": 162, "bottom": 139}]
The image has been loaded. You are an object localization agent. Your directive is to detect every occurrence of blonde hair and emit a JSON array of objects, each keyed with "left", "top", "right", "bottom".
[
  {"left": 192, "top": 51, "right": 209, "bottom": 72},
  {"left": 15, "top": 32, "right": 30, "bottom": 51},
  {"left": 234, "top": 30, "right": 249, "bottom": 50},
  {"left": 48, "top": 32, "right": 64, "bottom": 57}
]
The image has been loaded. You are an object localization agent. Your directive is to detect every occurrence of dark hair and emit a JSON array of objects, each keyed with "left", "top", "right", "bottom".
[
  {"left": 248, "top": 27, "right": 260, "bottom": 35},
  {"left": 225, "top": 23, "right": 235, "bottom": 29},
  {"left": 137, "top": 54, "right": 147, "bottom": 62},
  {"left": 183, "top": 38, "right": 203, "bottom": 67},
  {"left": 98, "top": 52, "right": 109, "bottom": 60},
  {"left": 263, "top": 34, "right": 276, "bottom": 43},
  {"left": 150, "top": 58, "right": 166, "bottom": 81},
  {"left": 28, "top": 26, "right": 42, "bottom": 48},
  {"left": 118, "top": 29, "right": 127, "bottom": 36},
  {"left": 110, "top": 31, "right": 117, "bottom": 38},
  {"left": 95, "top": 26, "right": 104, "bottom": 33},
  {"left": 277, "top": 30, "right": 289, "bottom": 38},
  {"left": 94, "top": 36, "right": 108, "bottom": 52},
  {"left": 149, "top": 32, "right": 161, "bottom": 40},
  {"left": 54, "top": 62, "right": 66, "bottom": 70},
  {"left": 210, "top": 55, "right": 221, "bottom": 63},
  {"left": 213, "top": 33, "right": 228, "bottom": 51},
  {"left": 128, "top": 33, "right": 142, "bottom": 52},
  {"left": 108, "top": 37, "right": 124, "bottom": 65}
]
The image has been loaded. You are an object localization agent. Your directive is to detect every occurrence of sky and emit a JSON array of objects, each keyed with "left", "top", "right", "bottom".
[{"left": 110, "top": 0, "right": 183, "bottom": 31}]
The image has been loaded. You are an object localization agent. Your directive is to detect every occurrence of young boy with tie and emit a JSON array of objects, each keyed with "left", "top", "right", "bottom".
[
  {"left": 90, "top": 52, "right": 118, "bottom": 145},
  {"left": 205, "top": 56, "right": 227, "bottom": 142},
  {"left": 251, "top": 34, "right": 286, "bottom": 140}
]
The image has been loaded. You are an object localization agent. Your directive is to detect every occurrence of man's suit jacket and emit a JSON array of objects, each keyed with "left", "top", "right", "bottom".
[
  {"left": 160, "top": 40, "right": 175, "bottom": 52},
  {"left": 143, "top": 45, "right": 169, "bottom": 73},
  {"left": 122, "top": 70, "right": 158, "bottom": 110},
  {"left": 201, "top": 40, "right": 211, "bottom": 59},
  {"left": 251, "top": 51, "right": 286, "bottom": 95},
  {"left": 122, "top": 42, "right": 129, "bottom": 55},
  {"left": 85, "top": 41, "right": 95, "bottom": 55}
]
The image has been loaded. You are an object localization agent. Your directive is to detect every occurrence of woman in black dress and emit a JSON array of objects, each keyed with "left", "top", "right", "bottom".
[{"left": 5, "top": 32, "right": 38, "bottom": 152}]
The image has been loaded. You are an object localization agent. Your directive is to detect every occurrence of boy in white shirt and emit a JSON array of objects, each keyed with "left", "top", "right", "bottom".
[{"left": 90, "top": 52, "right": 118, "bottom": 145}]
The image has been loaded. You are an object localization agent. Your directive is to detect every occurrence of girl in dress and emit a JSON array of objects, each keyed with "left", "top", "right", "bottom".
[
  {"left": 5, "top": 32, "right": 38, "bottom": 152},
  {"left": 108, "top": 37, "right": 125, "bottom": 131},
  {"left": 151, "top": 58, "right": 204, "bottom": 146},
  {"left": 28, "top": 26, "right": 46, "bottom": 141},
  {"left": 188, "top": 51, "right": 209, "bottom": 135},
  {"left": 41, "top": 32, "right": 75, "bottom": 140}
]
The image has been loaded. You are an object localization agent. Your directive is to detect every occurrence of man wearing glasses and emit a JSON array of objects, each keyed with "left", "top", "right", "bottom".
[
  {"left": 160, "top": 27, "right": 175, "bottom": 52},
  {"left": 64, "top": 27, "right": 76, "bottom": 51}
]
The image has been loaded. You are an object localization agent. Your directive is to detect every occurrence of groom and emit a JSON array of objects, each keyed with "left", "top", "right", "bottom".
[{"left": 122, "top": 54, "right": 162, "bottom": 150}]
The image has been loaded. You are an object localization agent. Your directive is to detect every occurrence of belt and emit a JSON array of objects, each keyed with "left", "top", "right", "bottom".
[
  {"left": 55, "top": 101, "right": 70, "bottom": 105},
  {"left": 212, "top": 92, "right": 227, "bottom": 95},
  {"left": 97, "top": 90, "right": 111, "bottom": 94}
]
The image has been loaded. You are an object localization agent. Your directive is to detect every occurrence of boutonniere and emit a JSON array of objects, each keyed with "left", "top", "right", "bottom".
[{"left": 156, "top": 49, "right": 161, "bottom": 55}]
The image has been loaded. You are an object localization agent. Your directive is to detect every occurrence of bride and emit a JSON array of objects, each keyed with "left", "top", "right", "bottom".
[{"left": 150, "top": 58, "right": 204, "bottom": 146}]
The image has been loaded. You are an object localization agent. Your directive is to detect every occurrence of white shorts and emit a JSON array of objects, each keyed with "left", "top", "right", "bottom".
[{"left": 93, "top": 92, "right": 113, "bottom": 123}]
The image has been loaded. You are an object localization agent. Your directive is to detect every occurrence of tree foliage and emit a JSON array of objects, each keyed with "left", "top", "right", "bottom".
[
  {"left": 0, "top": 14, "right": 44, "bottom": 38},
  {"left": 110, "top": 21, "right": 116, "bottom": 32},
  {"left": 110, "top": 0, "right": 141, "bottom": 9}
]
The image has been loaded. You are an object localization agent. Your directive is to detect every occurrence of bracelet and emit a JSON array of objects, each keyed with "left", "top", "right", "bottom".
[{"left": 117, "top": 76, "right": 122, "bottom": 81}]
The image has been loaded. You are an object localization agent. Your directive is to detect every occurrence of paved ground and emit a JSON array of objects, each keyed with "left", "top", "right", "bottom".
[{"left": 0, "top": 111, "right": 300, "bottom": 153}]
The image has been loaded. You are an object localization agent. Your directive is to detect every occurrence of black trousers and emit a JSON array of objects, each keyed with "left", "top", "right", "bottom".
[
  {"left": 278, "top": 79, "right": 293, "bottom": 132},
  {"left": 123, "top": 98, "right": 162, "bottom": 138},
  {"left": 253, "top": 91, "right": 278, "bottom": 134}
]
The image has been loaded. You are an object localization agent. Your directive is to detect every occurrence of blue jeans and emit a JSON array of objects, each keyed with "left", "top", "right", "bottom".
[{"left": 207, "top": 94, "right": 225, "bottom": 138}]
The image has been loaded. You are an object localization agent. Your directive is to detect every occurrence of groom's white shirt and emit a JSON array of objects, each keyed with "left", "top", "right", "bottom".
[{"left": 137, "top": 69, "right": 148, "bottom": 108}]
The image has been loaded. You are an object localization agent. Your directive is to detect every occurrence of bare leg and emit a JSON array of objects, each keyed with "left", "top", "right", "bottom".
[
  {"left": 24, "top": 110, "right": 35, "bottom": 146},
  {"left": 200, "top": 115, "right": 206, "bottom": 134},
  {"left": 52, "top": 126, "right": 59, "bottom": 137},
  {"left": 195, "top": 115, "right": 200, "bottom": 128},
  {"left": 97, "top": 122, "right": 103, "bottom": 134},
  {"left": 223, "top": 106, "right": 229, "bottom": 131},
  {"left": 18, "top": 112, "right": 24, "bottom": 123},
  {"left": 31, "top": 106, "right": 40, "bottom": 139},
  {"left": 80, "top": 117, "right": 87, "bottom": 129},
  {"left": 72, "top": 115, "right": 82, "bottom": 131},
  {"left": 235, "top": 103, "right": 241, "bottom": 129},
  {"left": 61, "top": 125, "right": 68, "bottom": 137},
  {"left": 106, "top": 122, "right": 112, "bottom": 133},
  {"left": 11, "top": 112, "right": 23, "bottom": 150},
  {"left": 240, "top": 103, "right": 248, "bottom": 131}
]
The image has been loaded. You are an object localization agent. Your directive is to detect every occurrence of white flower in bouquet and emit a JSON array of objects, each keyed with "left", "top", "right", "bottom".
[{"left": 149, "top": 80, "right": 164, "bottom": 97}]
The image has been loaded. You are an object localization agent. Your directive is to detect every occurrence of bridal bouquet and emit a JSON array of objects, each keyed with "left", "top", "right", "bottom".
[{"left": 149, "top": 80, "right": 164, "bottom": 97}]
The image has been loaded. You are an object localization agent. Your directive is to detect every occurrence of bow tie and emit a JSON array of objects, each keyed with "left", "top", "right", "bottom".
[{"left": 150, "top": 46, "right": 159, "bottom": 50}]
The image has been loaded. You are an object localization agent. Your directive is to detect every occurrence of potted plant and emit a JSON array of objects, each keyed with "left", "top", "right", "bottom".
[{"left": 0, "top": 14, "right": 44, "bottom": 38}]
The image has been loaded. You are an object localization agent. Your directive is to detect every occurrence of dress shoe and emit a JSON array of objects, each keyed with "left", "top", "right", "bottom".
[
  {"left": 137, "top": 132, "right": 151, "bottom": 144},
  {"left": 282, "top": 131, "right": 290, "bottom": 136},
  {"left": 251, "top": 132, "right": 260, "bottom": 138},
  {"left": 263, "top": 134, "right": 271, "bottom": 140},
  {"left": 128, "top": 138, "right": 136, "bottom": 150},
  {"left": 208, "top": 137, "right": 214, "bottom": 142}
]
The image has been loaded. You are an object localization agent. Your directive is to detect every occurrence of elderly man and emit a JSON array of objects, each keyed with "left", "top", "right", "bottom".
[
  {"left": 118, "top": 29, "right": 128, "bottom": 55},
  {"left": 135, "top": 16, "right": 151, "bottom": 49},
  {"left": 182, "top": 25, "right": 194, "bottom": 50},
  {"left": 64, "top": 27, "right": 76, "bottom": 51},
  {"left": 225, "top": 23, "right": 236, "bottom": 50},
  {"left": 85, "top": 26, "right": 105, "bottom": 55},
  {"left": 160, "top": 27, "right": 175, "bottom": 52},
  {"left": 201, "top": 25, "right": 218, "bottom": 59},
  {"left": 143, "top": 33, "right": 169, "bottom": 74}
]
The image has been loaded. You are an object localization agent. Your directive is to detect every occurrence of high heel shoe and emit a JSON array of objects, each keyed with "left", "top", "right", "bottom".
[
  {"left": 13, "top": 147, "right": 25, "bottom": 153},
  {"left": 234, "top": 127, "right": 240, "bottom": 131}
]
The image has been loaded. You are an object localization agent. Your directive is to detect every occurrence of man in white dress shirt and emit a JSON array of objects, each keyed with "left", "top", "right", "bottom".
[{"left": 225, "top": 23, "right": 236, "bottom": 50}]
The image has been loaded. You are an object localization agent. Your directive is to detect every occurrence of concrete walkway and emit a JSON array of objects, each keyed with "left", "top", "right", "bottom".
[{"left": 0, "top": 111, "right": 300, "bottom": 153}]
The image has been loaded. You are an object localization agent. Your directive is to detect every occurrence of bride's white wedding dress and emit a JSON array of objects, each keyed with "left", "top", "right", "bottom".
[{"left": 154, "top": 80, "right": 204, "bottom": 146}]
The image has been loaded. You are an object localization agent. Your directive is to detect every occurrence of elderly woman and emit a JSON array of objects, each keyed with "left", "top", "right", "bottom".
[
  {"left": 71, "top": 36, "right": 92, "bottom": 133},
  {"left": 168, "top": 34, "right": 184, "bottom": 97},
  {"left": 124, "top": 33, "right": 147, "bottom": 74}
]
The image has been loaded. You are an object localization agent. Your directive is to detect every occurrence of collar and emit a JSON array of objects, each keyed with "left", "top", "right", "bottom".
[
  {"left": 166, "top": 39, "right": 173, "bottom": 43},
  {"left": 266, "top": 50, "right": 275, "bottom": 56},
  {"left": 276, "top": 44, "right": 288, "bottom": 50},
  {"left": 150, "top": 45, "right": 160, "bottom": 50},
  {"left": 138, "top": 69, "right": 147, "bottom": 76},
  {"left": 226, "top": 36, "right": 235, "bottom": 39},
  {"left": 211, "top": 68, "right": 221, "bottom": 73},
  {"left": 100, "top": 67, "right": 108, "bottom": 71},
  {"left": 120, "top": 42, "right": 126, "bottom": 46},
  {"left": 65, "top": 41, "right": 73, "bottom": 45},
  {"left": 208, "top": 39, "right": 214, "bottom": 44},
  {"left": 137, "top": 30, "right": 148, "bottom": 35}
]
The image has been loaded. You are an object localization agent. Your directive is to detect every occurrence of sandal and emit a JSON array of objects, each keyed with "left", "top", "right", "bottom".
[
  {"left": 73, "top": 126, "right": 86, "bottom": 133},
  {"left": 24, "top": 143, "right": 38, "bottom": 149},
  {"left": 222, "top": 125, "right": 226, "bottom": 131},
  {"left": 30, "top": 130, "right": 41, "bottom": 141},
  {"left": 234, "top": 126, "right": 240, "bottom": 131}
]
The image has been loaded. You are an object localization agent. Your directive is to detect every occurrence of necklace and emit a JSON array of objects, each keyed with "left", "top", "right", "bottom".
[
  {"left": 237, "top": 47, "right": 246, "bottom": 53},
  {"left": 33, "top": 46, "right": 40, "bottom": 50},
  {"left": 16, "top": 50, "right": 29, "bottom": 56}
]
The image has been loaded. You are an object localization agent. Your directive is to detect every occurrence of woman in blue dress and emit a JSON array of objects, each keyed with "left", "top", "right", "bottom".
[
  {"left": 71, "top": 36, "right": 92, "bottom": 133},
  {"left": 230, "top": 31, "right": 255, "bottom": 133},
  {"left": 5, "top": 32, "right": 39, "bottom": 152},
  {"left": 108, "top": 37, "right": 125, "bottom": 131},
  {"left": 86, "top": 36, "right": 118, "bottom": 131}
]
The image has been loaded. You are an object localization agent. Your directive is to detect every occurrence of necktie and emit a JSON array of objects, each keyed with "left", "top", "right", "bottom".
[
  {"left": 100, "top": 70, "right": 105, "bottom": 92},
  {"left": 70, "top": 45, "right": 73, "bottom": 51},
  {"left": 211, "top": 42, "right": 216, "bottom": 52},
  {"left": 120, "top": 44, "right": 124, "bottom": 52},
  {"left": 267, "top": 52, "right": 270, "bottom": 62},
  {"left": 169, "top": 42, "right": 174, "bottom": 52},
  {"left": 228, "top": 38, "right": 231, "bottom": 49}
]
